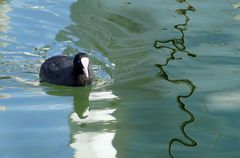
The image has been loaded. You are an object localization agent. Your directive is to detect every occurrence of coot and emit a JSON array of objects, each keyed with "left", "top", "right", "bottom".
[{"left": 39, "top": 53, "right": 94, "bottom": 86}]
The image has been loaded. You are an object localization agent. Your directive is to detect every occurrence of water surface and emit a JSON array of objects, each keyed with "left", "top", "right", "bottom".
[{"left": 1, "top": 0, "right": 240, "bottom": 158}]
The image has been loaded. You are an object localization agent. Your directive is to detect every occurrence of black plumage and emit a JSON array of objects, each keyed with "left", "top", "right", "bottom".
[{"left": 39, "top": 53, "right": 94, "bottom": 86}]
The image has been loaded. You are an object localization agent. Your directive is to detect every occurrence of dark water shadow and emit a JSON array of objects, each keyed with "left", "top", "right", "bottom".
[
  {"left": 154, "top": 0, "right": 197, "bottom": 157},
  {"left": 41, "top": 83, "right": 91, "bottom": 119}
]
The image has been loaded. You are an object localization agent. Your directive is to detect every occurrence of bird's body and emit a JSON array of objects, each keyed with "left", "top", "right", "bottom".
[{"left": 39, "top": 53, "right": 93, "bottom": 86}]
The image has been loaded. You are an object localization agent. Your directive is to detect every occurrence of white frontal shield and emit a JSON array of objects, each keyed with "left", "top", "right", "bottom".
[{"left": 81, "top": 57, "right": 89, "bottom": 78}]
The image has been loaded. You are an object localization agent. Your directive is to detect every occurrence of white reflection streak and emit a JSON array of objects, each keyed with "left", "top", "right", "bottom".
[
  {"left": 70, "top": 132, "right": 116, "bottom": 158},
  {"left": 90, "top": 91, "right": 119, "bottom": 101},
  {"left": 70, "top": 91, "right": 118, "bottom": 158},
  {"left": 207, "top": 91, "right": 240, "bottom": 111},
  {"left": 14, "top": 76, "right": 40, "bottom": 86},
  {"left": 70, "top": 108, "right": 116, "bottom": 123}
]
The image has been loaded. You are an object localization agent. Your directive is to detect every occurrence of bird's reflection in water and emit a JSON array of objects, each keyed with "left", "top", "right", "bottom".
[
  {"left": 42, "top": 83, "right": 91, "bottom": 119},
  {"left": 42, "top": 83, "right": 119, "bottom": 158},
  {"left": 69, "top": 90, "right": 118, "bottom": 158}
]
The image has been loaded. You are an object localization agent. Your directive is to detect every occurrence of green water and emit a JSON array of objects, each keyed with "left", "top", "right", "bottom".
[{"left": 1, "top": 0, "right": 240, "bottom": 157}]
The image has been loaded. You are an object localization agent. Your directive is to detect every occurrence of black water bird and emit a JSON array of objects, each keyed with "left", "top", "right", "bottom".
[{"left": 40, "top": 53, "right": 94, "bottom": 86}]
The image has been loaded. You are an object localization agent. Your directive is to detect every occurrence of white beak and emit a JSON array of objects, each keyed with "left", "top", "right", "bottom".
[{"left": 81, "top": 57, "right": 89, "bottom": 78}]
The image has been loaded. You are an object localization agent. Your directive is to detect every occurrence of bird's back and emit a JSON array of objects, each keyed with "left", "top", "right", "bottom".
[{"left": 40, "top": 56, "right": 75, "bottom": 85}]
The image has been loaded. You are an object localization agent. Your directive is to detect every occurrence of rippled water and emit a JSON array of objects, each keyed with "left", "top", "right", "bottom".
[{"left": 1, "top": 0, "right": 240, "bottom": 157}]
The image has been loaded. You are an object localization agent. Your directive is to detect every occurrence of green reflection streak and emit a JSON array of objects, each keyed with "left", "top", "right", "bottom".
[{"left": 154, "top": 0, "right": 197, "bottom": 157}]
